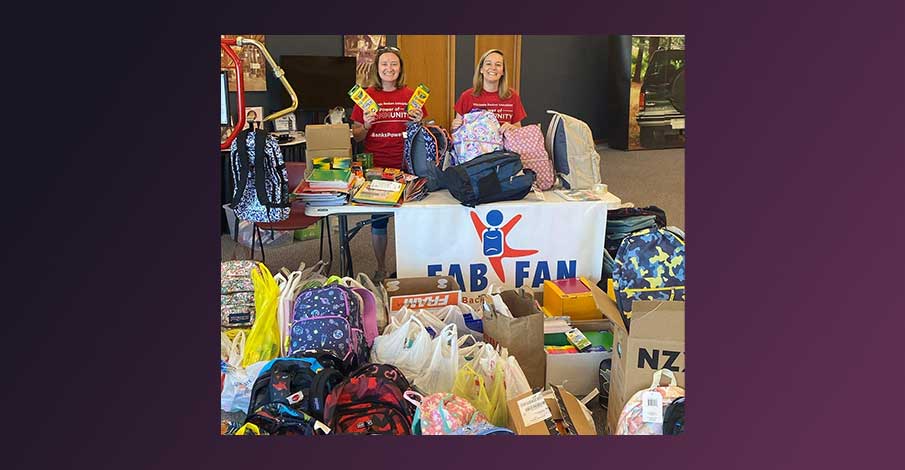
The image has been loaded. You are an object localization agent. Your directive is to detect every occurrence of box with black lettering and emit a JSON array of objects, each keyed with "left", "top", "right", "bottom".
[{"left": 588, "top": 285, "right": 685, "bottom": 434}]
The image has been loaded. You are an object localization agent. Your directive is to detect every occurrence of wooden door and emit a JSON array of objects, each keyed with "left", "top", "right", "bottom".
[
  {"left": 397, "top": 35, "right": 456, "bottom": 130},
  {"left": 474, "top": 35, "right": 522, "bottom": 92}
]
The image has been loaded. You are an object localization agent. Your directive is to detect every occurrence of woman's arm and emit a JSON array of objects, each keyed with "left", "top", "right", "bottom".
[
  {"left": 352, "top": 111, "right": 376, "bottom": 142},
  {"left": 352, "top": 121, "right": 367, "bottom": 142},
  {"left": 499, "top": 121, "right": 522, "bottom": 133},
  {"left": 451, "top": 113, "right": 464, "bottom": 130}
]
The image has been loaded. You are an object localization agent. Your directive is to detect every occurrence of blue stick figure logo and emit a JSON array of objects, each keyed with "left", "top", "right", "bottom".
[
  {"left": 469, "top": 209, "right": 538, "bottom": 282},
  {"left": 482, "top": 210, "right": 504, "bottom": 256}
]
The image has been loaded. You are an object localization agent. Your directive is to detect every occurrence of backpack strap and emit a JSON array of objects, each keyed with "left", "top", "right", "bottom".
[
  {"left": 309, "top": 367, "right": 344, "bottom": 419},
  {"left": 231, "top": 129, "right": 252, "bottom": 208},
  {"left": 251, "top": 129, "right": 271, "bottom": 210},
  {"left": 425, "top": 126, "right": 441, "bottom": 166},
  {"left": 402, "top": 122, "right": 420, "bottom": 173}
]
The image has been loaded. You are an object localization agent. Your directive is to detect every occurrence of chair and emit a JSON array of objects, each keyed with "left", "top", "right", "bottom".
[{"left": 251, "top": 162, "right": 333, "bottom": 267}]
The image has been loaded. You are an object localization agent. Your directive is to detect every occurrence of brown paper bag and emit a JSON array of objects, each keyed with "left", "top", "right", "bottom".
[{"left": 481, "top": 289, "right": 545, "bottom": 389}]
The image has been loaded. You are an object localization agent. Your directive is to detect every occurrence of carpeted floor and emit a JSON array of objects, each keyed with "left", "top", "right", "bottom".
[
  {"left": 220, "top": 144, "right": 685, "bottom": 278},
  {"left": 220, "top": 144, "right": 683, "bottom": 434}
]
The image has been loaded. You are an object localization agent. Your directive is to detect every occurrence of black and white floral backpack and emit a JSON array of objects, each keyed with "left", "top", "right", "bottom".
[{"left": 229, "top": 128, "right": 291, "bottom": 224}]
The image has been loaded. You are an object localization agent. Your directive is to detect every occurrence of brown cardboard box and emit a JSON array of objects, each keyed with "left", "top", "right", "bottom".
[
  {"left": 304, "top": 123, "right": 351, "bottom": 170},
  {"left": 382, "top": 276, "right": 460, "bottom": 314},
  {"left": 588, "top": 286, "right": 685, "bottom": 434},
  {"left": 507, "top": 387, "right": 597, "bottom": 435},
  {"left": 545, "top": 318, "right": 613, "bottom": 396}
]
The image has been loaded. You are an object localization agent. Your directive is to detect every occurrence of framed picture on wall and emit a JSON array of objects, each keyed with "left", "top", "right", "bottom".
[
  {"left": 343, "top": 35, "right": 387, "bottom": 85},
  {"left": 242, "top": 107, "right": 263, "bottom": 130},
  {"left": 220, "top": 34, "right": 268, "bottom": 92},
  {"left": 609, "top": 35, "right": 686, "bottom": 150}
]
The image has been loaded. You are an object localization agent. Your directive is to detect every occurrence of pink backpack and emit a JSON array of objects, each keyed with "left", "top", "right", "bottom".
[
  {"left": 502, "top": 124, "right": 555, "bottom": 190},
  {"left": 404, "top": 391, "right": 488, "bottom": 435},
  {"left": 451, "top": 110, "right": 504, "bottom": 164},
  {"left": 615, "top": 369, "right": 685, "bottom": 435}
]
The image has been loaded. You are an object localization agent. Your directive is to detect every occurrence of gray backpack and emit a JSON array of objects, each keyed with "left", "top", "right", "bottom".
[{"left": 545, "top": 110, "right": 602, "bottom": 190}]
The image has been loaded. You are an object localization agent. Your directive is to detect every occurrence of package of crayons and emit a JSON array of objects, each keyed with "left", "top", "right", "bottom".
[
  {"left": 407, "top": 83, "right": 430, "bottom": 112},
  {"left": 348, "top": 84, "right": 379, "bottom": 114}
]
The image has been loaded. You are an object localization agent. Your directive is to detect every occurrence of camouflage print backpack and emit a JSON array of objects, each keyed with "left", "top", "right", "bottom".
[{"left": 612, "top": 227, "right": 685, "bottom": 316}]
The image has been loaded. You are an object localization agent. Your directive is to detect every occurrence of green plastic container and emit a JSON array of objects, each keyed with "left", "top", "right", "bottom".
[{"left": 294, "top": 220, "right": 322, "bottom": 241}]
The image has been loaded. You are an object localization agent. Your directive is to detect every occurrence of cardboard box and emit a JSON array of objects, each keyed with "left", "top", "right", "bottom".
[
  {"left": 507, "top": 387, "right": 597, "bottom": 435},
  {"left": 542, "top": 277, "right": 602, "bottom": 320},
  {"left": 588, "top": 285, "right": 685, "bottom": 434},
  {"left": 304, "top": 123, "right": 352, "bottom": 170},
  {"left": 545, "top": 318, "right": 613, "bottom": 396},
  {"left": 382, "top": 276, "right": 460, "bottom": 314}
]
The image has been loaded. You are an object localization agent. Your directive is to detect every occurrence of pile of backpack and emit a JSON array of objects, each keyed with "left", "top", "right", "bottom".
[
  {"left": 220, "top": 259, "right": 516, "bottom": 436},
  {"left": 403, "top": 109, "right": 603, "bottom": 207}
]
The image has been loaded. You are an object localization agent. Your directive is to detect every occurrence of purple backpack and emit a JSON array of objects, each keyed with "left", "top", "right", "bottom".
[
  {"left": 289, "top": 284, "right": 367, "bottom": 367},
  {"left": 451, "top": 110, "right": 504, "bottom": 165}
]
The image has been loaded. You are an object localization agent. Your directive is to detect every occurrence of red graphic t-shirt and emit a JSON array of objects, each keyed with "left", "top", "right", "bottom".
[
  {"left": 454, "top": 89, "right": 527, "bottom": 125},
  {"left": 351, "top": 86, "right": 429, "bottom": 169}
]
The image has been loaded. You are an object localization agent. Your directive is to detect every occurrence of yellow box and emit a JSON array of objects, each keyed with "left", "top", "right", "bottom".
[
  {"left": 407, "top": 83, "right": 430, "bottom": 112},
  {"left": 348, "top": 84, "right": 379, "bottom": 114},
  {"left": 541, "top": 277, "right": 601, "bottom": 321}
]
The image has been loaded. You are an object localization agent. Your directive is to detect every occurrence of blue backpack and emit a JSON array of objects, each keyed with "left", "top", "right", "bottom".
[
  {"left": 289, "top": 284, "right": 367, "bottom": 368},
  {"left": 442, "top": 150, "right": 536, "bottom": 207},
  {"left": 612, "top": 227, "right": 685, "bottom": 315},
  {"left": 229, "top": 129, "right": 291, "bottom": 223},
  {"left": 403, "top": 121, "right": 451, "bottom": 192}
]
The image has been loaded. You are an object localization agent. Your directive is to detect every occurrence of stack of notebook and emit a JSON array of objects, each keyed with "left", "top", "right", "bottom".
[{"left": 293, "top": 168, "right": 353, "bottom": 207}]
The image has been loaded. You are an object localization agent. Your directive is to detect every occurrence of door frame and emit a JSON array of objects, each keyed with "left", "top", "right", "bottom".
[{"left": 397, "top": 35, "right": 457, "bottom": 128}]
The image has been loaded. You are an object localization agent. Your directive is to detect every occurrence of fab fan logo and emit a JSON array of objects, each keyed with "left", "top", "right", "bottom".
[
  {"left": 469, "top": 209, "right": 537, "bottom": 282},
  {"left": 426, "top": 209, "right": 578, "bottom": 297}
]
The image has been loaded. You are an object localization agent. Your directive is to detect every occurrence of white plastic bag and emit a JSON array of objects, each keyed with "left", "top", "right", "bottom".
[
  {"left": 435, "top": 305, "right": 483, "bottom": 341},
  {"left": 472, "top": 343, "right": 502, "bottom": 384},
  {"left": 486, "top": 284, "right": 513, "bottom": 318},
  {"left": 416, "top": 309, "right": 447, "bottom": 338},
  {"left": 388, "top": 307, "right": 447, "bottom": 339},
  {"left": 220, "top": 330, "right": 246, "bottom": 368},
  {"left": 221, "top": 360, "right": 267, "bottom": 412},
  {"left": 356, "top": 272, "right": 388, "bottom": 332},
  {"left": 371, "top": 315, "right": 433, "bottom": 379},
  {"left": 413, "top": 323, "right": 459, "bottom": 394},
  {"left": 458, "top": 336, "right": 483, "bottom": 365},
  {"left": 503, "top": 353, "right": 532, "bottom": 400}
]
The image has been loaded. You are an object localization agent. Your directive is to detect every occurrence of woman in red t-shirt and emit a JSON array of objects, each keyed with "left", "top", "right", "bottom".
[
  {"left": 452, "top": 49, "right": 526, "bottom": 133},
  {"left": 351, "top": 46, "right": 427, "bottom": 281}
]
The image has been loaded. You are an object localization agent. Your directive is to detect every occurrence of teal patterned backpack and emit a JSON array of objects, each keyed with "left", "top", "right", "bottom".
[{"left": 612, "top": 227, "right": 685, "bottom": 316}]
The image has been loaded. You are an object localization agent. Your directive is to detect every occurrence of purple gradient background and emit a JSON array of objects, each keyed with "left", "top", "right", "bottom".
[{"left": 8, "top": 1, "right": 904, "bottom": 468}]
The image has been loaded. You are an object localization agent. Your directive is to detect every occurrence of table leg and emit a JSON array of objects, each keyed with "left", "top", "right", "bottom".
[{"left": 338, "top": 214, "right": 350, "bottom": 277}]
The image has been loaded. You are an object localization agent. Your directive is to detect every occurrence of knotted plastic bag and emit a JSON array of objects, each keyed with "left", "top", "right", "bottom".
[
  {"left": 453, "top": 361, "right": 508, "bottom": 427},
  {"left": 413, "top": 324, "right": 459, "bottom": 394},
  {"left": 370, "top": 315, "right": 433, "bottom": 379}
]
